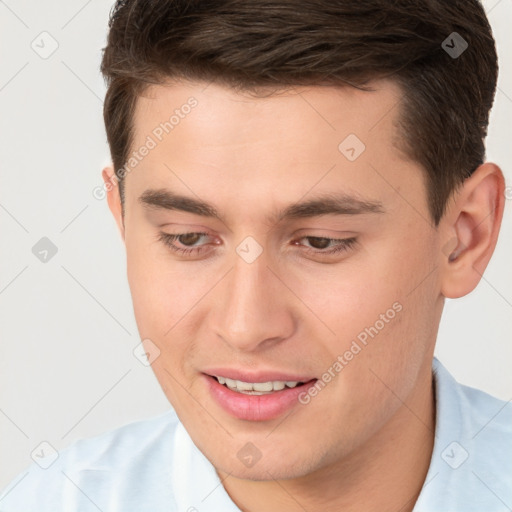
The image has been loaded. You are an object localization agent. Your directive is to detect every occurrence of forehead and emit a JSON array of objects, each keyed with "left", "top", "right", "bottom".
[
  {"left": 125, "top": 79, "right": 422, "bottom": 223},
  {"left": 133, "top": 78, "right": 405, "bottom": 143}
]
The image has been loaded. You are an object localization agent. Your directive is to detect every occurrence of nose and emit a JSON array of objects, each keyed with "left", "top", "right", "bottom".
[{"left": 210, "top": 250, "right": 296, "bottom": 352}]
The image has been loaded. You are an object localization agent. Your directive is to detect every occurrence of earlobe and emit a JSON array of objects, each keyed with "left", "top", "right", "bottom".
[
  {"left": 440, "top": 163, "right": 505, "bottom": 299},
  {"left": 102, "top": 166, "right": 125, "bottom": 242}
]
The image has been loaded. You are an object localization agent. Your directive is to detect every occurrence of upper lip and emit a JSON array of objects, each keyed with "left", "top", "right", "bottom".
[{"left": 202, "top": 368, "right": 317, "bottom": 383}]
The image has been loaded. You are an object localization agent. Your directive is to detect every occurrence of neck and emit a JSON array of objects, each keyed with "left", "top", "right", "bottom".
[{"left": 218, "top": 362, "right": 436, "bottom": 512}]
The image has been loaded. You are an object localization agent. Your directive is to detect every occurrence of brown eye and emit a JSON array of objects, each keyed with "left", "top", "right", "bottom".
[
  {"left": 178, "top": 233, "right": 203, "bottom": 246},
  {"left": 305, "top": 237, "right": 332, "bottom": 250},
  {"left": 157, "top": 231, "right": 211, "bottom": 255},
  {"left": 298, "top": 236, "right": 357, "bottom": 255}
]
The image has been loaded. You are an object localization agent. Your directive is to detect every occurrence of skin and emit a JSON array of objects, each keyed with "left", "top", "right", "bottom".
[{"left": 103, "top": 78, "right": 505, "bottom": 512}]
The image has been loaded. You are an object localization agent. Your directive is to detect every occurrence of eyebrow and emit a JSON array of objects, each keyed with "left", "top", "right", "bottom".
[{"left": 138, "top": 188, "right": 384, "bottom": 224}]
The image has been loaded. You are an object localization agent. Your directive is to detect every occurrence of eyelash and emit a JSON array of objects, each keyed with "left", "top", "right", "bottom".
[{"left": 157, "top": 231, "right": 357, "bottom": 257}]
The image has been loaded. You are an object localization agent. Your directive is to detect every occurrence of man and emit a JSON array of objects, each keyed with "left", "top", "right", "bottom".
[{"left": 1, "top": 0, "right": 510, "bottom": 511}]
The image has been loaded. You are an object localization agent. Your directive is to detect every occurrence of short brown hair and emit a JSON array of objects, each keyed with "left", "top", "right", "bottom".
[{"left": 100, "top": 0, "right": 498, "bottom": 225}]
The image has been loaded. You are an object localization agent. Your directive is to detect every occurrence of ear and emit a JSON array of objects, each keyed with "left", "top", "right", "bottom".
[
  {"left": 439, "top": 162, "right": 506, "bottom": 298},
  {"left": 102, "top": 166, "right": 125, "bottom": 242}
]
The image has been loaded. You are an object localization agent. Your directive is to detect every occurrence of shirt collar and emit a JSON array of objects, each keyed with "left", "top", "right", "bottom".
[{"left": 414, "top": 356, "right": 512, "bottom": 511}]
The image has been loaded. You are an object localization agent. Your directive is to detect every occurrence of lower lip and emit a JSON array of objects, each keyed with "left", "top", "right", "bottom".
[{"left": 204, "top": 374, "right": 318, "bottom": 421}]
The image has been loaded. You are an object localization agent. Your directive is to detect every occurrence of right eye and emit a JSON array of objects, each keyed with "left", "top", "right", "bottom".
[{"left": 157, "top": 231, "right": 214, "bottom": 255}]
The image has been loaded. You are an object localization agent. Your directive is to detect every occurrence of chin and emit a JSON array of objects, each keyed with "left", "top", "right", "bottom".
[{"left": 214, "top": 449, "right": 318, "bottom": 482}]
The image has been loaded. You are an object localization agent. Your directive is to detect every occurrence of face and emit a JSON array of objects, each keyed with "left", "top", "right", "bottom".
[{"left": 115, "top": 79, "right": 444, "bottom": 480}]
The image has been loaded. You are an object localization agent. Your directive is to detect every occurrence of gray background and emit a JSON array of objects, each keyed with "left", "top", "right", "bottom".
[{"left": 1, "top": 0, "right": 511, "bottom": 489}]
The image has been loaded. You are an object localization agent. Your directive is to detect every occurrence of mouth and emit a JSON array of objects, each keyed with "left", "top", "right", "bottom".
[
  {"left": 208, "top": 374, "right": 310, "bottom": 395},
  {"left": 203, "top": 371, "right": 318, "bottom": 421}
]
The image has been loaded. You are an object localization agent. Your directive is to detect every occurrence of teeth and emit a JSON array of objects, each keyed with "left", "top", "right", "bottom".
[
  {"left": 252, "top": 381, "right": 273, "bottom": 392},
  {"left": 235, "top": 380, "right": 254, "bottom": 391},
  {"left": 215, "top": 376, "right": 302, "bottom": 393},
  {"left": 225, "top": 377, "right": 237, "bottom": 388}
]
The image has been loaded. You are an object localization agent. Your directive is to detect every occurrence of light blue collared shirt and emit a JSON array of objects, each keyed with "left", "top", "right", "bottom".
[{"left": 1, "top": 356, "right": 511, "bottom": 511}]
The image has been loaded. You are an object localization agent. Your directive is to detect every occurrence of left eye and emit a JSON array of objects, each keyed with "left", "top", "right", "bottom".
[
  {"left": 294, "top": 236, "right": 358, "bottom": 257},
  {"left": 157, "top": 232, "right": 357, "bottom": 257}
]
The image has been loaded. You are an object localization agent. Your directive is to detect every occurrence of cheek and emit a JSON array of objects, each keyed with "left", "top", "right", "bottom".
[
  {"left": 288, "top": 253, "right": 406, "bottom": 347},
  {"left": 299, "top": 232, "right": 436, "bottom": 382},
  {"left": 125, "top": 237, "right": 183, "bottom": 336},
  {"left": 352, "top": 242, "right": 438, "bottom": 392},
  {"left": 125, "top": 238, "right": 214, "bottom": 377}
]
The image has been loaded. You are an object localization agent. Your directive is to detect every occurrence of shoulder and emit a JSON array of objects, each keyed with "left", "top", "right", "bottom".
[
  {"left": 415, "top": 358, "right": 512, "bottom": 511},
  {"left": 68, "top": 408, "right": 179, "bottom": 467},
  {"left": 452, "top": 370, "right": 512, "bottom": 470},
  {"left": 0, "top": 409, "right": 179, "bottom": 512},
  {"left": 433, "top": 357, "right": 511, "bottom": 441}
]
